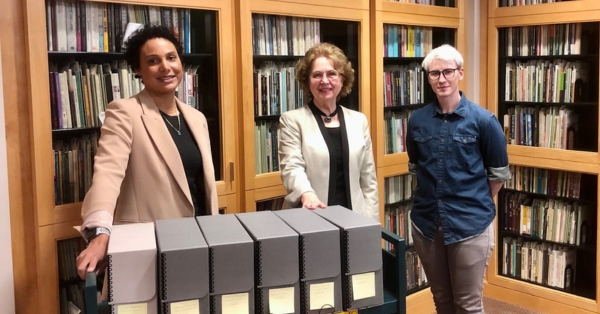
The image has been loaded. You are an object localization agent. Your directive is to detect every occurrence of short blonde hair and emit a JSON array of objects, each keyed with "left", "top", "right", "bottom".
[
  {"left": 295, "top": 43, "right": 355, "bottom": 103},
  {"left": 421, "top": 44, "right": 464, "bottom": 71}
]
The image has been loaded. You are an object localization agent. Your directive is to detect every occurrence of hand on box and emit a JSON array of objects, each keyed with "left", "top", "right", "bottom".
[{"left": 301, "top": 192, "right": 326, "bottom": 210}]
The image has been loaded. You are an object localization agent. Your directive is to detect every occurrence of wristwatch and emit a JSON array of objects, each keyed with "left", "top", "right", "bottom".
[{"left": 85, "top": 227, "right": 111, "bottom": 243}]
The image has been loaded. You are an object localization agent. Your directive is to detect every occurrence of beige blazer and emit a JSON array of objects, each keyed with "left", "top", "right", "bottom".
[
  {"left": 81, "top": 89, "right": 218, "bottom": 231},
  {"left": 279, "top": 105, "right": 379, "bottom": 221}
]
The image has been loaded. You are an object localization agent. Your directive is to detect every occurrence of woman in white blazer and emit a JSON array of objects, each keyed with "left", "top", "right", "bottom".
[{"left": 278, "top": 43, "right": 379, "bottom": 221}]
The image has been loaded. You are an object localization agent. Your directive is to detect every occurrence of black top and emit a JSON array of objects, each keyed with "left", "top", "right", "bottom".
[
  {"left": 307, "top": 102, "right": 352, "bottom": 209},
  {"left": 326, "top": 127, "right": 349, "bottom": 208},
  {"left": 160, "top": 111, "right": 206, "bottom": 216}
]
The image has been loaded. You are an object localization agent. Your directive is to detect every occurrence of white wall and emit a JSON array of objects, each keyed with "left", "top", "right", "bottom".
[
  {"left": 0, "top": 41, "right": 16, "bottom": 314},
  {"left": 466, "top": 0, "right": 481, "bottom": 104}
]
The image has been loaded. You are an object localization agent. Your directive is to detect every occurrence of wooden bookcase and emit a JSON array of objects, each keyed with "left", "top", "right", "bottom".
[
  {"left": 238, "top": 0, "right": 371, "bottom": 194},
  {"left": 20, "top": 0, "right": 239, "bottom": 312},
  {"left": 370, "top": 0, "right": 467, "bottom": 169},
  {"left": 377, "top": 163, "right": 434, "bottom": 313},
  {"left": 370, "top": 0, "right": 465, "bottom": 310},
  {"left": 485, "top": 1, "right": 600, "bottom": 313},
  {"left": 381, "top": 170, "right": 422, "bottom": 290}
]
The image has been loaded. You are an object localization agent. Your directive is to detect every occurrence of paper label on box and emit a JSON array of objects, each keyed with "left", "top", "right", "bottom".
[
  {"left": 170, "top": 299, "right": 200, "bottom": 314},
  {"left": 309, "top": 282, "right": 335, "bottom": 311},
  {"left": 222, "top": 292, "right": 249, "bottom": 314},
  {"left": 117, "top": 303, "right": 147, "bottom": 314},
  {"left": 268, "top": 287, "right": 295, "bottom": 313},
  {"left": 351, "top": 272, "right": 376, "bottom": 300}
]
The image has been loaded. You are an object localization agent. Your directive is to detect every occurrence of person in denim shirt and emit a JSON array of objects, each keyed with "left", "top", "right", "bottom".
[{"left": 406, "top": 44, "right": 511, "bottom": 314}]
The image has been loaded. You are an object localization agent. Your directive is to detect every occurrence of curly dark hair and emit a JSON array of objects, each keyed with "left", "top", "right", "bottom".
[
  {"left": 123, "top": 24, "right": 183, "bottom": 72},
  {"left": 295, "top": 42, "right": 355, "bottom": 103}
]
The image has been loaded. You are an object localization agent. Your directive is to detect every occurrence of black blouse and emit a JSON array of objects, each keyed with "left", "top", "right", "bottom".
[
  {"left": 160, "top": 111, "right": 206, "bottom": 216},
  {"left": 326, "top": 127, "right": 349, "bottom": 208},
  {"left": 308, "top": 102, "right": 352, "bottom": 209}
]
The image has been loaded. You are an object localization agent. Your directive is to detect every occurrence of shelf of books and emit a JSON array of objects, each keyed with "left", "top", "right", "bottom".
[
  {"left": 243, "top": 185, "right": 287, "bottom": 212},
  {"left": 377, "top": 165, "right": 434, "bottom": 313},
  {"left": 495, "top": 165, "right": 598, "bottom": 309},
  {"left": 382, "top": 171, "right": 430, "bottom": 295},
  {"left": 486, "top": 4, "right": 600, "bottom": 312},
  {"left": 498, "top": 21, "right": 599, "bottom": 165},
  {"left": 490, "top": 0, "right": 600, "bottom": 19},
  {"left": 489, "top": 19, "right": 600, "bottom": 163},
  {"left": 23, "top": 0, "right": 237, "bottom": 312},
  {"left": 239, "top": 0, "right": 370, "bottom": 191},
  {"left": 371, "top": 0, "right": 465, "bottom": 168}
]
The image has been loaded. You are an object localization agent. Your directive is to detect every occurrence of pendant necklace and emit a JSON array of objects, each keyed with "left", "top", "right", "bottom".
[
  {"left": 315, "top": 104, "right": 339, "bottom": 123},
  {"left": 161, "top": 109, "right": 182, "bottom": 136}
]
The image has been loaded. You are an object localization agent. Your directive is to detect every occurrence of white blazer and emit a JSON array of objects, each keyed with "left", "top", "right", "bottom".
[{"left": 278, "top": 105, "right": 379, "bottom": 221}]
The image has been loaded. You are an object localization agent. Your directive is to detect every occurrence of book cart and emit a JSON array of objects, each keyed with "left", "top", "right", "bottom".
[{"left": 84, "top": 229, "right": 408, "bottom": 314}]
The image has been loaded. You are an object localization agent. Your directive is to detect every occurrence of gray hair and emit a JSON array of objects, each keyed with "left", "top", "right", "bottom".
[{"left": 421, "top": 44, "right": 464, "bottom": 71}]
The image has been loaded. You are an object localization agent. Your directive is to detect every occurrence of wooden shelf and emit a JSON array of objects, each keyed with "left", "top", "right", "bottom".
[
  {"left": 499, "top": 230, "right": 596, "bottom": 252},
  {"left": 502, "top": 187, "right": 597, "bottom": 205},
  {"left": 380, "top": 1, "right": 460, "bottom": 19},
  {"left": 240, "top": 0, "right": 371, "bottom": 190},
  {"left": 254, "top": 114, "right": 281, "bottom": 121},
  {"left": 499, "top": 101, "right": 598, "bottom": 108},
  {"left": 507, "top": 146, "right": 599, "bottom": 167},
  {"left": 490, "top": 0, "right": 600, "bottom": 19},
  {"left": 498, "top": 273, "right": 595, "bottom": 300},
  {"left": 384, "top": 198, "right": 414, "bottom": 208},
  {"left": 499, "top": 54, "right": 599, "bottom": 61},
  {"left": 487, "top": 4, "right": 600, "bottom": 311}
]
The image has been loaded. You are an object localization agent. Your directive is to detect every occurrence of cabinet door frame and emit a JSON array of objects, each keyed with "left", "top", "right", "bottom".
[
  {"left": 22, "top": 0, "right": 239, "bottom": 228},
  {"left": 37, "top": 220, "right": 83, "bottom": 314},
  {"left": 218, "top": 193, "right": 239, "bottom": 214},
  {"left": 371, "top": 0, "right": 465, "bottom": 169},
  {"left": 239, "top": 0, "right": 371, "bottom": 190},
  {"left": 243, "top": 184, "right": 287, "bottom": 212},
  {"left": 487, "top": 13, "right": 600, "bottom": 309}
]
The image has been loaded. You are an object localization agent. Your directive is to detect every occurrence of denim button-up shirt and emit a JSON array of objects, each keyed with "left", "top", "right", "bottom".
[{"left": 406, "top": 92, "right": 511, "bottom": 245}]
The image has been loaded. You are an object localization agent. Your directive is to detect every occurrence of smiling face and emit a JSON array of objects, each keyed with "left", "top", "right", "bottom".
[
  {"left": 427, "top": 58, "right": 463, "bottom": 99},
  {"left": 309, "top": 56, "right": 343, "bottom": 107},
  {"left": 135, "top": 38, "right": 183, "bottom": 96}
]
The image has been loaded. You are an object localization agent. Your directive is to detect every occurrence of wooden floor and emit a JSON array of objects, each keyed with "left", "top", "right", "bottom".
[{"left": 427, "top": 297, "right": 546, "bottom": 314}]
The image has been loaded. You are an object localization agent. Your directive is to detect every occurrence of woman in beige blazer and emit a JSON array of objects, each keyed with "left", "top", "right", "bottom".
[
  {"left": 76, "top": 25, "right": 218, "bottom": 279},
  {"left": 279, "top": 43, "right": 379, "bottom": 221}
]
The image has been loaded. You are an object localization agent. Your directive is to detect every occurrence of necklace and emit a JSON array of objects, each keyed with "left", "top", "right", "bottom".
[
  {"left": 314, "top": 104, "right": 339, "bottom": 123},
  {"left": 160, "top": 109, "right": 181, "bottom": 136}
]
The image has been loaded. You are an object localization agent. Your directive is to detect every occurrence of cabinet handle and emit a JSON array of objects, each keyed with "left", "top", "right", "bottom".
[{"left": 230, "top": 161, "right": 234, "bottom": 182}]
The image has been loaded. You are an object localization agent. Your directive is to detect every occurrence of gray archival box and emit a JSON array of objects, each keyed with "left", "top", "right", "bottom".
[
  {"left": 236, "top": 211, "right": 300, "bottom": 314},
  {"left": 275, "top": 208, "right": 343, "bottom": 313},
  {"left": 155, "top": 218, "right": 209, "bottom": 314},
  {"left": 107, "top": 222, "right": 157, "bottom": 314},
  {"left": 313, "top": 206, "right": 384, "bottom": 310},
  {"left": 196, "top": 214, "right": 255, "bottom": 314}
]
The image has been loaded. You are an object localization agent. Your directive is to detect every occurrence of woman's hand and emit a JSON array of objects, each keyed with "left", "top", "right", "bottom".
[
  {"left": 76, "top": 234, "right": 109, "bottom": 280},
  {"left": 301, "top": 192, "right": 326, "bottom": 210}
]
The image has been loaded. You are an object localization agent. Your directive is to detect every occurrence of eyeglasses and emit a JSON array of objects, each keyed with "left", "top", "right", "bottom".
[
  {"left": 427, "top": 68, "right": 459, "bottom": 80},
  {"left": 310, "top": 70, "right": 340, "bottom": 82}
]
